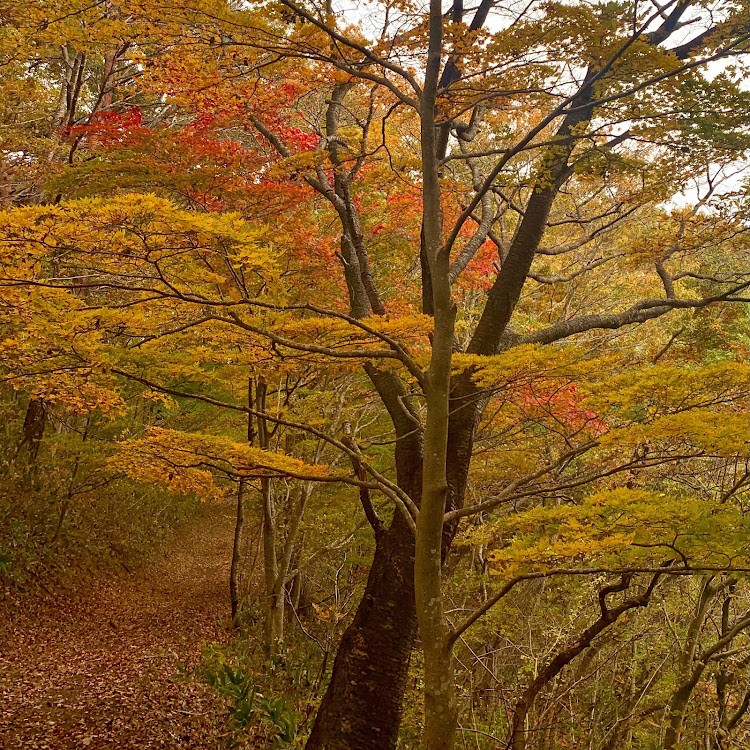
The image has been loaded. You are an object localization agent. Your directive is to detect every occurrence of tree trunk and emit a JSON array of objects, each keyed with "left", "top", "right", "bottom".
[
  {"left": 305, "top": 508, "right": 418, "bottom": 750},
  {"left": 260, "top": 475, "right": 283, "bottom": 650},
  {"left": 415, "top": 4, "right": 459, "bottom": 742},
  {"left": 267, "top": 577, "right": 285, "bottom": 649},
  {"left": 17, "top": 398, "right": 46, "bottom": 462},
  {"left": 664, "top": 682, "right": 698, "bottom": 750},
  {"left": 254, "top": 378, "right": 284, "bottom": 652},
  {"left": 230, "top": 479, "right": 246, "bottom": 623},
  {"left": 305, "top": 363, "right": 473, "bottom": 750}
]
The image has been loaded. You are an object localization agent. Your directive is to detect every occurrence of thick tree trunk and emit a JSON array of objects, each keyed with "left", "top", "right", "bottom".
[
  {"left": 305, "top": 509, "right": 418, "bottom": 750},
  {"left": 305, "top": 366, "right": 474, "bottom": 750},
  {"left": 306, "top": 391, "right": 468, "bottom": 749}
]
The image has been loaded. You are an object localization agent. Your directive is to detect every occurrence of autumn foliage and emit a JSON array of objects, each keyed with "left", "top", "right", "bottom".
[{"left": 1, "top": 1, "right": 749, "bottom": 749}]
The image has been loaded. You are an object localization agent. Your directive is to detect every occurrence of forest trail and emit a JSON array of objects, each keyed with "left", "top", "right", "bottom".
[{"left": 0, "top": 501, "right": 236, "bottom": 749}]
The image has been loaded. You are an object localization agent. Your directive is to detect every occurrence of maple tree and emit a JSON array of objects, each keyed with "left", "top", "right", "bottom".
[{"left": 1, "top": 1, "right": 749, "bottom": 749}]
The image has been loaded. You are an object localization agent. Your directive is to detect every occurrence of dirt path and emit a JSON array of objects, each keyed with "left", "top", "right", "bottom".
[{"left": 0, "top": 501, "right": 236, "bottom": 749}]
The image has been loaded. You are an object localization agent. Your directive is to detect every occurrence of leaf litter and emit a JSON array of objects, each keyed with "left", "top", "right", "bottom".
[{"left": 0, "top": 502, "right": 237, "bottom": 749}]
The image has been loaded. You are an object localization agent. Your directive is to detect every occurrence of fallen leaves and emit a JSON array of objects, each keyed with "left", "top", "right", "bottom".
[{"left": 0, "top": 502, "right": 236, "bottom": 749}]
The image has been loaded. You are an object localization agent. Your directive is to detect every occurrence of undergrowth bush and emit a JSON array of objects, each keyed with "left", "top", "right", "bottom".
[
  {"left": 194, "top": 633, "right": 328, "bottom": 748},
  {"left": 0, "top": 395, "right": 202, "bottom": 592}
]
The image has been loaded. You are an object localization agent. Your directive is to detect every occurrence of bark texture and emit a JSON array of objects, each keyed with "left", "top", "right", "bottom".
[{"left": 305, "top": 507, "right": 419, "bottom": 749}]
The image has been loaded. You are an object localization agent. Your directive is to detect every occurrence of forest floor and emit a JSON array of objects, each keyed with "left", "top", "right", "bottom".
[{"left": 0, "top": 501, "right": 236, "bottom": 749}]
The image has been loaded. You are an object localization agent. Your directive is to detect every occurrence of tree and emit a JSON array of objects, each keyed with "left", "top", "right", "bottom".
[
  {"left": 1, "top": 1, "right": 749, "bottom": 748},
  {"left": 160, "top": 3, "right": 745, "bottom": 746}
]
